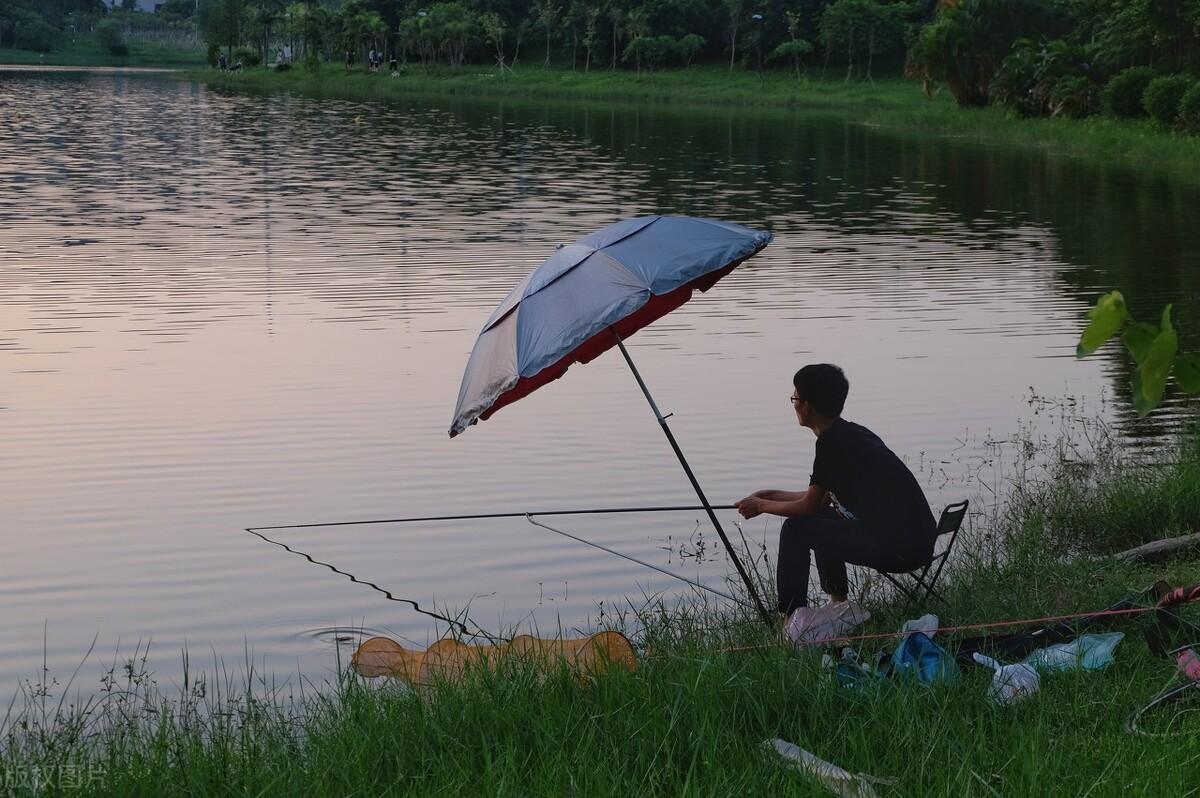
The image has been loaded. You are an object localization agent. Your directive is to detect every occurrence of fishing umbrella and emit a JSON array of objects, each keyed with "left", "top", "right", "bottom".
[{"left": 449, "top": 215, "right": 774, "bottom": 623}]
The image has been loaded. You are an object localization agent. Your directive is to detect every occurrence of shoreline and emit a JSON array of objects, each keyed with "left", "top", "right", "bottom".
[
  {"left": 4, "top": 427, "right": 1199, "bottom": 794},
  {"left": 192, "top": 64, "right": 1200, "bottom": 188}
]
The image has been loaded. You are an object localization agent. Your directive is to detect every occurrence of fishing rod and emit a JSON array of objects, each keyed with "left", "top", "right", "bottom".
[
  {"left": 246, "top": 504, "right": 739, "bottom": 532},
  {"left": 245, "top": 503, "right": 758, "bottom": 611}
]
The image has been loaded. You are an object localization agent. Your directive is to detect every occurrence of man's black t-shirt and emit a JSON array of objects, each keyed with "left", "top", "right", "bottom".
[{"left": 809, "top": 418, "right": 936, "bottom": 551}]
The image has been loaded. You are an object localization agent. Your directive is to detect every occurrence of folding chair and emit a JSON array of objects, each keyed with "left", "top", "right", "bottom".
[{"left": 877, "top": 500, "right": 969, "bottom": 606}]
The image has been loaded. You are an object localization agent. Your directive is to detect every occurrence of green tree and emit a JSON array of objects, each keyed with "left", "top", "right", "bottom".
[
  {"left": 338, "top": 0, "right": 386, "bottom": 67},
  {"left": 582, "top": 5, "right": 600, "bottom": 71},
  {"left": 95, "top": 18, "right": 126, "bottom": 54},
  {"left": 818, "top": 0, "right": 905, "bottom": 82},
  {"left": 481, "top": 10, "right": 510, "bottom": 71},
  {"left": 533, "top": 0, "right": 561, "bottom": 65},
  {"left": 723, "top": 0, "right": 744, "bottom": 71},
  {"left": 606, "top": 1, "right": 622, "bottom": 70},
  {"left": 769, "top": 10, "right": 812, "bottom": 78},
  {"left": 622, "top": 4, "right": 649, "bottom": 73},
  {"left": 199, "top": 0, "right": 246, "bottom": 56},
  {"left": 910, "top": 0, "right": 1065, "bottom": 105},
  {"left": 677, "top": 31, "right": 703, "bottom": 67}
]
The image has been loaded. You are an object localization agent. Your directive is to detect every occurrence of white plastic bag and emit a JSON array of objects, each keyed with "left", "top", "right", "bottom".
[
  {"left": 1022, "top": 632, "right": 1124, "bottom": 672},
  {"left": 785, "top": 601, "right": 870, "bottom": 646},
  {"left": 900, "top": 613, "right": 939, "bottom": 639},
  {"left": 766, "top": 739, "right": 896, "bottom": 798},
  {"left": 974, "top": 652, "right": 1040, "bottom": 705}
]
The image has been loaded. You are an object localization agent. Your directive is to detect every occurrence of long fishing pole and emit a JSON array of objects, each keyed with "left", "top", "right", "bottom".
[
  {"left": 247, "top": 504, "right": 738, "bottom": 533},
  {"left": 524, "top": 514, "right": 747, "bottom": 606}
]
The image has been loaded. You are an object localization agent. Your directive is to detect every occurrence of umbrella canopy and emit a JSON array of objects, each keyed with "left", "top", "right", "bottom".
[{"left": 449, "top": 215, "right": 772, "bottom": 437}]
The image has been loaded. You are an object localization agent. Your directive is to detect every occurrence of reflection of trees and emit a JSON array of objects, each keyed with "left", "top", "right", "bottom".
[{"left": 7, "top": 73, "right": 1199, "bottom": 434}]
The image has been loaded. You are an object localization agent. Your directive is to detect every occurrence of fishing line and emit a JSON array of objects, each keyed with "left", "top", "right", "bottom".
[
  {"left": 524, "top": 514, "right": 749, "bottom": 606},
  {"left": 244, "top": 527, "right": 499, "bottom": 641}
]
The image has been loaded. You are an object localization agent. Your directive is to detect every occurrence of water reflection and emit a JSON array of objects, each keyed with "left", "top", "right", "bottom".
[{"left": 1, "top": 69, "right": 1197, "bottom": 690}]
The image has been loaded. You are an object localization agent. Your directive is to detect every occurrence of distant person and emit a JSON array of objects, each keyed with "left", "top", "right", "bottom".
[
  {"left": 217, "top": 51, "right": 227, "bottom": 71},
  {"left": 368, "top": 47, "right": 378, "bottom": 72},
  {"left": 389, "top": 55, "right": 399, "bottom": 76},
  {"left": 283, "top": 44, "right": 292, "bottom": 63},
  {"left": 735, "top": 364, "right": 937, "bottom": 616},
  {"left": 344, "top": 47, "right": 354, "bottom": 72}
]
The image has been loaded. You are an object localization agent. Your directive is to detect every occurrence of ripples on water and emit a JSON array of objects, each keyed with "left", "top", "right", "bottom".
[{"left": 1, "top": 69, "right": 1198, "bottom": 690}]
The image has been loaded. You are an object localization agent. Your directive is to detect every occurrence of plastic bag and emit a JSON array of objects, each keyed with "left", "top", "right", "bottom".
[
  {"left": 892, "top": 632, "right": 959, "bottom": 684},
  {"left": 900, "top": 614, "right": 939, "bottom": 638},
  {"left": 974, "top": 652, "right": 1039, "bottom": 705},
  {"left": 1022, "top": 632, "right": 1124, "bottom": 673},
  {"left": 766, "top": 738, "right": 897, "bottom": 798},
  {"left": 786, "top": 602, "right": 870, "bottom": 646}
]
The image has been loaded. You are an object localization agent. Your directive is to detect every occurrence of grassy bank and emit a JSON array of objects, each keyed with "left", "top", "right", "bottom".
[
  {"left": 2, "top": 425, "right": 1198, "bottom": 795},
  {"left": 197, "top": 64, "right": 1200, "bottom": 186},
  {"left": 0, "top": 40, "right": 204, "bottom": 69}
]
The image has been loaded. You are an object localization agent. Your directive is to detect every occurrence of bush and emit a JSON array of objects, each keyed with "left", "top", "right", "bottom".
[
  {"left": 13, "top": 14, "right": 57, "bottom": 52},
  {"left": 1048, "top": 75, "right": 1097, "bottom": 118},
  {"left": 1142, "top": 75, "right": 1192, "bottom": 125},
  {"left": 232, "top": 46, "right": 261, "bottom": 67},
  {"left": 303, "top": 52, "right": 321, "bottom": 72},
  {"left": 1102, "top": 66, "right": 1155, "bottom": 118},
  {"left": 910, "top": 0, "right": 1069, "bottom": 107},
  {"left": 95, "top": 19, "right": 126, "bottom": 56},
  {"left": 1180, "top": 83, "right": 1200, "bottom": 134},
  {"left": 991, "top": 38, "right": 1096, "bottom": 118}
]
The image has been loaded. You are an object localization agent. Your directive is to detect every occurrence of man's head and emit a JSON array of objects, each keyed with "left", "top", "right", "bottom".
[{"left": 791, "top": 364, "right": 848, "bottom": 429}]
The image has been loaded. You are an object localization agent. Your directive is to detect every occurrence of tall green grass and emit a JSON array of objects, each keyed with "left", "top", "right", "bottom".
[
  {"left": 197, "top": 64, "right": 1200, "bottom": 187},
  {"left": 3, "top": 425, "right": 1199, "bottom": 796},
  {"left": 0, "top": 40, "right": 204, "bottom": 69}
]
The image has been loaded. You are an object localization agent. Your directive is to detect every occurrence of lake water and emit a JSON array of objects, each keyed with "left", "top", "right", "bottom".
[{"left": 1, "top": 69, "right": 1197, "bottom": 692}]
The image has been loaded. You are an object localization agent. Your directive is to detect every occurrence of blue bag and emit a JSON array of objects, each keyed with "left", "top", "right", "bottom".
[{"left": 891, "top": 632, "right": 960, "bottom": 684}]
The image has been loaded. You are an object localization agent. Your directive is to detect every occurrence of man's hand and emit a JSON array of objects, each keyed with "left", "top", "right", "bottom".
[{"left": 734, "top": 495, "right": 765, "bottom": 519}]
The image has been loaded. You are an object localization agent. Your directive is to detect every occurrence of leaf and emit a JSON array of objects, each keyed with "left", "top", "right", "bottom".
[
  {"left": 1131, "top": 371, "right": 1155, "bottom": 416},
  {"left": 1175, "top": 353, "right": 1200, "bottom": 394},
  {"left": 1132, "top": 305, "right": 1178, "bottom": 415},
  {"left": 1076, "top": 291, "right": 1128, "bottom": 358},
  {"left": 1122, "top": 321, "right": 1158, "bottom": 365}
]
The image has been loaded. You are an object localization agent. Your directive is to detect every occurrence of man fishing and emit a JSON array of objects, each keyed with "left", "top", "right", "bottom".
[{"left": 735, "top": 364, "right": 936, "bottom": 616}]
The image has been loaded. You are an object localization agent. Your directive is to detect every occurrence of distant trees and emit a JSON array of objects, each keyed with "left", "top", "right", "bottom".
[
  {"left": 817, "top": 0, "right": 905, "bottom": 82},
  {"left": 0, "top": 0, "right": 1159, "bottom": 126},
  {"left": 909, "top": 0, "right": 1200, "bottom": 134}
]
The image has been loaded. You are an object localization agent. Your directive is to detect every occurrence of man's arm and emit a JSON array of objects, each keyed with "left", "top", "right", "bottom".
[
  {"left": 736, "top": 484, "right": 828, "bottom": 519},
  {"left": 752, "top": 489, "right": 807, "bottom": 502}
]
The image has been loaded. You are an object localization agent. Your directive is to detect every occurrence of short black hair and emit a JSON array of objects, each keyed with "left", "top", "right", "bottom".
[{"left": 793, "top": 364, "right": 848, "bottom": 417}]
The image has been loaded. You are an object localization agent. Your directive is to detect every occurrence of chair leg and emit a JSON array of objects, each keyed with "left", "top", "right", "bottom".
[{"left": 880, "top": 572, "right": 921, "bottom": 607}]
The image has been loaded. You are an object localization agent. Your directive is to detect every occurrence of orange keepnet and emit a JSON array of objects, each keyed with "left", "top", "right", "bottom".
[{"left": 351, "top": 631, "right": 637, "bottom": 684}]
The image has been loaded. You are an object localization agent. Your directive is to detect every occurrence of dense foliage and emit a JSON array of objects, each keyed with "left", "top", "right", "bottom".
[
  {"left": 913, "top": 0, "right": 1200, "bottom": 126},
  {"left": 1101, "top": 66, "right": 1155, "bottom": 118},
  {"left": 1142, "top": 74, "right": 1193, "bottom": 126},
  {"left": 6, "top": 0, "right": 1200, "bottom": 136}
]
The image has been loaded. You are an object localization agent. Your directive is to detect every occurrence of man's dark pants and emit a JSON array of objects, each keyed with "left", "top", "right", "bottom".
[{"left": 777, "top": 508, "right": 932, "bottom": 615}]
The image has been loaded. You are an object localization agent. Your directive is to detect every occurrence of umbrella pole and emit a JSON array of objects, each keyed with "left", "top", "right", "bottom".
[{"left": 612, "top": 332, "right": 774, "bottom": 627}]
